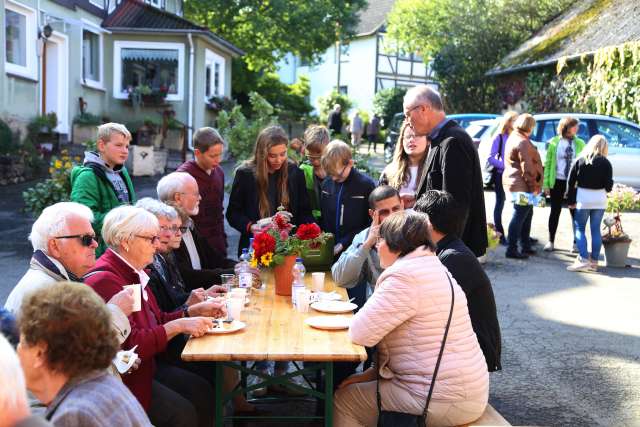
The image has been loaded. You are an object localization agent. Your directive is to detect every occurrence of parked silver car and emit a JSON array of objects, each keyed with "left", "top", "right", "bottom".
[{"left": 475, "top": 113, "right": 640, "bottom": 189}]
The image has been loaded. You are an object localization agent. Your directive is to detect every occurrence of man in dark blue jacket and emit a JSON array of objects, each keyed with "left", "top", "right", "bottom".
[
  {"left": 415, "top": 190, "right": 502, "bottom": 372},
  {"left": 320, "top": 140, "right": 375, "bottom": 309}
]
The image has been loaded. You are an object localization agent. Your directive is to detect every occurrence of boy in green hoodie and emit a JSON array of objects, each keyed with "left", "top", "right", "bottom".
[
  {"left": 71, "top": 123, "right": 136, "bottom": 255},
  {"left": 299, "top": 125, "right": 330, "bottom": 223}
]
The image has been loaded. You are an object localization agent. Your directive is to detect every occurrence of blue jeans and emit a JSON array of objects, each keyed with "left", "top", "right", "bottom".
[
  {"left": 573, "top": 208, "right": 605, "bottom": 260},
  {"left": 493, "top": 174, "right": 505, "bottom": 234},
  {"left": 507, "top": 204, "right": 533, "bottom": 254}
]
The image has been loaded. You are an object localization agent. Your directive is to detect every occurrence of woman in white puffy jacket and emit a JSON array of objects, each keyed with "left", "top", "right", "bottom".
[{"left": 334, "top": 210, "right": 489, "bottom": 427}]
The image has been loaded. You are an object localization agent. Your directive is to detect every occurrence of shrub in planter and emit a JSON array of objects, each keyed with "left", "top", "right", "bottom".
[
  {"left": 73, "top": 113, "right": 102, "bottom": 144},
  {"left": 601, "top": 184, "right": 639, "bottom": 267},
  {"left": 22, "top": 150, "right": 82, "bottom": 215}
]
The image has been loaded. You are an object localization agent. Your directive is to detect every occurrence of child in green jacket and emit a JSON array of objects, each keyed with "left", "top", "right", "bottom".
[
  {"left": 299, "top": 125, "right": 330, "bottom": 223},
  {"left": 71, "top": 123, "right": 136, "bottom": 255}
]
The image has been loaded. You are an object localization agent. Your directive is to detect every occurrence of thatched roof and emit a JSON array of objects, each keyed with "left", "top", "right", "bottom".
[{"left": 488, "top": 0, "right": 640, "bottom": 76}]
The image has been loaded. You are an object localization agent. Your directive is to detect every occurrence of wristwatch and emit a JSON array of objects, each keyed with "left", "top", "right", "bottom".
[{"left": 182, "top": 304, "right": 190, "bottom": 318}]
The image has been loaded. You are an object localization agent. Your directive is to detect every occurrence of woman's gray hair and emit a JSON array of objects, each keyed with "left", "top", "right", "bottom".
[
  {"left": 404, "top": 85, "right": 444, "bottom": 112},
  {"left": 156, "top": 172, "right": 196, "bottom": 203},
  {"left": 135, "top": 197, "right": 178, "bottom": 220},
  {"left": 101, "top": 206, "right": 159, "bottom": 249},
  {"left": 0, "top": 334, "right": 28, "bottom": 416},
  {"left": 379, "top": 210, "right": 435, "bottom": 256},
  {"left": 29, "top": 202, "right": 94, "bottom": 252}
]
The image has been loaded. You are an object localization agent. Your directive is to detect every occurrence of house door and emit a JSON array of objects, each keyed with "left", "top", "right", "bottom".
[{"left": 43, "top": 32, "right": 69, "bottom": 135}]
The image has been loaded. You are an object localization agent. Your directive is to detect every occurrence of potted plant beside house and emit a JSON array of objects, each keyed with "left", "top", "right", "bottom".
[
  {"left": 72, "top": 113, "right": 101, "bottom": 144},
  {"left": 27, "top": 113, "right": 58, "bottom": 153},
  {"left": 602, "top": 184, "right": 640, "bottom": 267},
  {"left": 127, "top": 85, "right": 169, "bottom": 107},
  {"left": 250, "top": 210, "right": 329, "bottom": 295}
]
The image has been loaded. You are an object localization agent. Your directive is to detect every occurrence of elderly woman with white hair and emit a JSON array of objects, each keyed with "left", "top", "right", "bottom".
[{"left": 85, "top": 205, "right": 225, "bottom": 427}]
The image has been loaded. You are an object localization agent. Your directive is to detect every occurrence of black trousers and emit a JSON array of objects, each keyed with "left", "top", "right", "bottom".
[
  {"left": 150, "top": 362, "right": 215, "bottom": 427},
  {"left": 548, "top": 179, "right": 576, "bottom": 243}
]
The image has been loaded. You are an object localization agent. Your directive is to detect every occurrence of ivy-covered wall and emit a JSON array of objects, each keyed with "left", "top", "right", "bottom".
[{"left": 497, "top": 42, "right": 640, "bottom": 123}]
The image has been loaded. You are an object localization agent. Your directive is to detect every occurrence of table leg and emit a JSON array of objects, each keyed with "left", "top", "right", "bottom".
[
  {"left": 324, "top": 361, "right": 333, "bottom": 427},
  {"left": 215, "top": 362, "right": 223, "bottom": 427}
]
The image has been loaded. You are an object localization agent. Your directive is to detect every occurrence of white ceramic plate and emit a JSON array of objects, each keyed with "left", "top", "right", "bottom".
[
  {"left": 311, "top": 300, "right": 358, "bottom": 314},
  {"left": 206, "top": 320, "right": 246, "bottom": 334},
  {"left": 305, "top": 315, "right": 351, "bottom": 330}
]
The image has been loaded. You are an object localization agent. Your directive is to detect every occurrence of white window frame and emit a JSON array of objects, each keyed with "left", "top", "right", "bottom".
[
  {"left": 113, "top": 40, "right": 185, "bottom": 101},
  {"left": 147, "top": 0, "right": 161, "bottom": 8},
  {"left": 81, "top": 20, "right": 104, "bottom": 90},
  {"left": 4, "top": 0, "right": 37, "bottom": 80},
  {"left": 88, "top": 0, "right": 104, "bottom": 9},
  {"left": 204, "top": 48, "right": 226, "bottom": 101}
]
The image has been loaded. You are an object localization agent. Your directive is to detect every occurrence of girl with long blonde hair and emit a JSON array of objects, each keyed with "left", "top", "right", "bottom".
[
  {"left": 380, "top": 121, "right": 429, "bottom": 208},
  {"left": 566, "top": 134, "right": 613, "bottom": 272}
]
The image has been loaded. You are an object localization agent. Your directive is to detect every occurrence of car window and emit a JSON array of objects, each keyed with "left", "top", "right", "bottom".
[
  {"left": 465, "top": 124, "right": 487, "bottom": 139},
  {"left": 576, "top": 121, "right": 590, "bottom": 141},
  {"left": 595, "top": 120, "right": 640, "bottom": 148},
  {"left": 538, "top": 120, "right": 559, "bottom": 143}
]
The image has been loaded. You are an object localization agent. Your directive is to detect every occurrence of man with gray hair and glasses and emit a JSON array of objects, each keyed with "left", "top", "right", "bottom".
[
  {"left": 4, "top": 202, "right": 133, "bottom": 343},
  {"left": 403, "top": 85, "right": 488, "bottom": 257}
]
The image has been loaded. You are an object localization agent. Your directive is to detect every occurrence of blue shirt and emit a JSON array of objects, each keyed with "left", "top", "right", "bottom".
[{"left": 429, "top": 118, "right": 451, "bottom": 141}]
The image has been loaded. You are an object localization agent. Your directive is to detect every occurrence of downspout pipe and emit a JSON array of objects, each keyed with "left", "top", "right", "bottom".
[{"left": 187, "top": 33, "right": 195, "bottom": 150}]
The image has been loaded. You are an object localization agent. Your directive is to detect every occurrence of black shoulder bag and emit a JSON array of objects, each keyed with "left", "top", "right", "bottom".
[
  {"left": 377, "top": 274, "right": 455, "bottom": 427},
  {"left": 483, "top": 134, "right": 504, "bottom": 186}
]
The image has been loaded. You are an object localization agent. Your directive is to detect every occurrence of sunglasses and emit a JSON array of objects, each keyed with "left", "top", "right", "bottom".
[
  {"left": 54, "top": 234, "right": 96, "bottom": 247},
  {"left": 160, "top": 225, "right": 189, "bottom": 234}
]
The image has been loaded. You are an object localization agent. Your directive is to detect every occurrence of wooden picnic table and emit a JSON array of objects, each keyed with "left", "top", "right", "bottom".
[{"left": 182, "top": 271, "right": 367, "bottom": 426}]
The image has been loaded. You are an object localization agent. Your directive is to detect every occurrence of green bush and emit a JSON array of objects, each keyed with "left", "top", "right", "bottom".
[
  {"left": 22, "top": 150, "right": 83, "bottom": 216},
  {"left": 316, "top": 91, "right": 353, "bottom": 125},
  {"left": 373, "top": 87, "right": 407, "bottom": 129},
  {"left": 73, "top": 113, "right": 102, "bottom": 126},
  {"left": 0, "top": 118, "right": 14, "bottom": 154},
  {"left": 216, "top": 92, "right": 277, "bottom": 163}
]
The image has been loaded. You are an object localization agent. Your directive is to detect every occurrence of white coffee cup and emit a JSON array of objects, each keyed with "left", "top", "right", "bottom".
[
  {"left": 123, "top": 284, "right": 141, "bottom": 312},
  {"left": 312, "top": 272, "right": 325, "bottom": 293},
  {"left": 229, "top": 288, "right": 248, "bottom": 302},
  {"left": 227, "top": 297, "right": 243, "bottom": 320}
]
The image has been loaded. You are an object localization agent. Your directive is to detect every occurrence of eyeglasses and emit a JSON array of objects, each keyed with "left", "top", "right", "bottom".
[
  {"left": 179, "top": 191, "right": 200, "bottom": 198},
  {"left": 54, "top": 234, "right": 96, "bottom": 247},
  {"left": 159, "top": 225, "right": 189, "bottom": 234},
  {"left": 135, "top": 235, "right": 160, "bottom": 244},
  {"left": 305, "top": 151, "right": 322, "bottom": 160},
  {"left": 332, "top": 164, "right": 349, "bottom": 180},
  {"left": 404, "top": 104, "right": 425, "bottom": 120}
]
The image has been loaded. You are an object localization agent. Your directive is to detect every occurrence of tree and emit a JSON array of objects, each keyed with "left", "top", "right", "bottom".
[
  {"left": 386, "top": 0, "right": 572, "bottom": 112},
  {"left": 373, "top": 87, "right": 407, "bottom": 129},
  {"left": 184, "top": 0, "right": 367, "bottom": 72}
]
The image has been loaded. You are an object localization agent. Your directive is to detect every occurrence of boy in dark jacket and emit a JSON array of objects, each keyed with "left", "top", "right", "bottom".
[
  {"left": 177, "top": 127, "right": 227, "bottom": 256},
  {"left": 70, "top": 123, "right": 136, "bottom": 255},
  {"left": 321, "top": 140, "right": 375, "bottom": 308}
]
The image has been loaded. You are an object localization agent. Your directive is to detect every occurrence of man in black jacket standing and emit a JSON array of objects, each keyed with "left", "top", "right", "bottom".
[
  {"left": 403, "top": 85, "right": 488, "bottom": 256},
  {"left": 415, "top": 190, "right": 501, "bottom": 372}
]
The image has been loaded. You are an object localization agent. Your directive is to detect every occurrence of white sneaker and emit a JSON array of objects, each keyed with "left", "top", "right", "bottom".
[
  {"left": 589, "top": 259, "right": 598, "bottom": 272},
  {"left": 543, "top": 242, "right": 554, "bottom": 252},
  {"left": 567, "top": 257, "right": 591, "bottom": 272}
]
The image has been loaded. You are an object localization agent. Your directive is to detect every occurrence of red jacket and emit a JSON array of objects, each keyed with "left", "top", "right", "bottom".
[
  {"left": 85, "top": 249, "right": 183, "bottom": 410},
  {"left": 177, "top": 160, "right": 227, "bottom": 255}
]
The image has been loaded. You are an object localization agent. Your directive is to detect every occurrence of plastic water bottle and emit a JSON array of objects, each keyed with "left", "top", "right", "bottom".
[
  {"left": 291, "top": 258, "right": 306, "bottom": 306},
  {"left": 237, "top": 248, "right": 252, "bottom": 288}
]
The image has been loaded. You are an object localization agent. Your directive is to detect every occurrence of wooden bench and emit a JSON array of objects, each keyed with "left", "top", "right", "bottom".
[{"left": 458, "top": 404, "right": 511, "bottom": 426}]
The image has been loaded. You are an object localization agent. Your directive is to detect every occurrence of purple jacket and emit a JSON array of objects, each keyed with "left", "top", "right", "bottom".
[
  {"left": 177, "top": 160, "right": 227, "bottom": 255},
  {"left": 488, "top": 133, "right": 508, "bottom": 172}
]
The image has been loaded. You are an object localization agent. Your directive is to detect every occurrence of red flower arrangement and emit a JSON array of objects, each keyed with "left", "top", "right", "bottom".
[{"left": 250, "top": 211, "right": 328, "bottom": 268}]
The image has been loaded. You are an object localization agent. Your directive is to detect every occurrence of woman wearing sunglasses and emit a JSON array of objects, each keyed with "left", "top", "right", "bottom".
[{"left": 85, "top": 205, "right": 226, "bottom": 427}]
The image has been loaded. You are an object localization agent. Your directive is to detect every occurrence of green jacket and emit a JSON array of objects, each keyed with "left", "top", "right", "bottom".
[
  {"left": 300, "top": 163, "right": 322, "bottom": 221},
  {"left": 70, "top": 163, "right": 136, "bottom": 256},
  {"left": 543, "top": 135, "right": 585, "bottom": 190}
]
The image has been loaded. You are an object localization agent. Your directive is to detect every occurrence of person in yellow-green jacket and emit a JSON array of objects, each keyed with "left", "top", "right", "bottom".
[
  {"left": 299, "top": 125, "right": 330, "bottom": 223},
  {"left": 542, "top": 117, "right": 585, "bottom": 252},
  {"left": 70, "top": 123, "right": 136, "bottom": 256}
]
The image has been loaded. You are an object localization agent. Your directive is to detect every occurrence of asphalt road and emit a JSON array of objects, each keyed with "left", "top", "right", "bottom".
[{"left": 1, "top": 169, "right": 639, "bottom": 426}]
